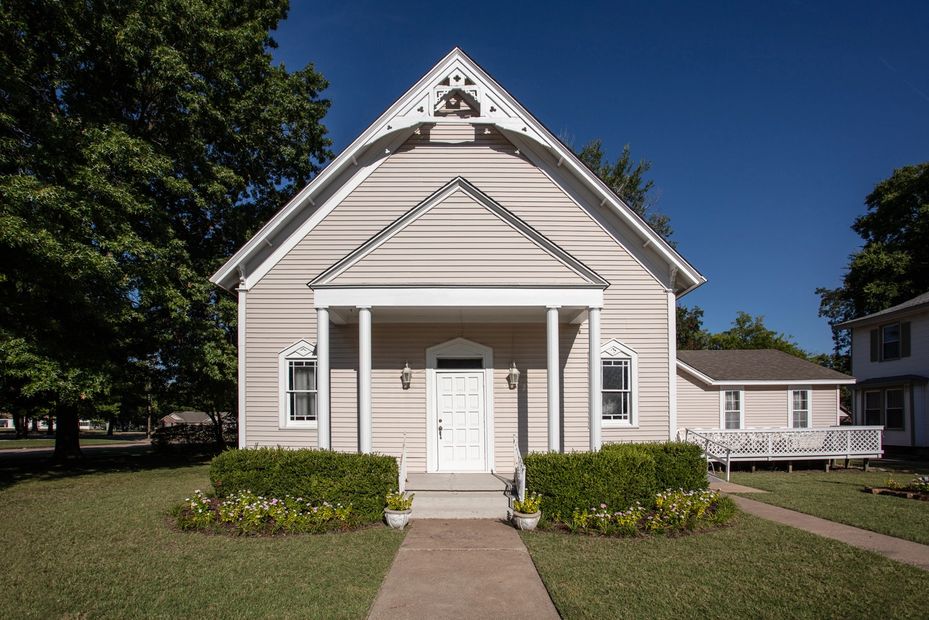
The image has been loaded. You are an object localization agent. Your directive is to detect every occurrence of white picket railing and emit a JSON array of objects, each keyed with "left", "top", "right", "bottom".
[
  {"left": 684, "top": 429, "right": 734, "bottom": 481},
  {"left": 683, "top": 426, "right": 883, "bottom": 465},
  {"left": 513, "top": 434, "right": 526, "bottom": 501},
  {"left": 398, "top": 434, "right": 407, "bottom": 493}
]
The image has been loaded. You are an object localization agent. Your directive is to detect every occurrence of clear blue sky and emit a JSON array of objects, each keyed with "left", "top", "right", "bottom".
[{"left": 271, "top": 1, "right": 929, "bottom": 354}]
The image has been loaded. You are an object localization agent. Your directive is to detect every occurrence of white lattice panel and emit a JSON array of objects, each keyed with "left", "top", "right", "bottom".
[{"left": 685, "top": 427, "right": 883, "bottom": 461}]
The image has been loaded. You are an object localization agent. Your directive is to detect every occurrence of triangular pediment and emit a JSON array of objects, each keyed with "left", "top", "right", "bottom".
[{"left": 311, "top": 178, "right": 607, "bottom": 288}]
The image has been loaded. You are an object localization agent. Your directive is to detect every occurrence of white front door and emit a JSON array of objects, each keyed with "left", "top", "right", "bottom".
[{"left": 436, "top": 371, "right": 486, "bottom": 471}]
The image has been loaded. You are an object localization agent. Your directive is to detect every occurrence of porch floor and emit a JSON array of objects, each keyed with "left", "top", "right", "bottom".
[{"left": 406, "top": 472, "right": 512, "bottom": 492}]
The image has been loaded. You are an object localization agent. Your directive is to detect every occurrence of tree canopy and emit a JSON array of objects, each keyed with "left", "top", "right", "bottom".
[
  {"left": 0, "top": 0, "right": 331, "bottom": 459},
  {"left": 817, "top": 162, "right": 929, "bottom": 357},
  {"left": 576, "top": 139, "right": 673, "bottom": 240}
]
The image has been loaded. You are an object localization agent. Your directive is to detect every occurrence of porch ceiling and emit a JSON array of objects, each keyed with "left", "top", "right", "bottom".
[{"left": 328, "top": 305, "right": 588, "bottom": 324}]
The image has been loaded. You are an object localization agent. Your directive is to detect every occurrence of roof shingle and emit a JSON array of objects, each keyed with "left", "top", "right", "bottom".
[{"left": 677, "top": 349, "right": 853, "bottom": 382}]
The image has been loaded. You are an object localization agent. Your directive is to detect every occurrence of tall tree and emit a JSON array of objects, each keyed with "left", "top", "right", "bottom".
[
  {"left": 708, "top": 312, "right": 809, "bottom": 358},
  {"left": 0, "top": 0, "right": 331, "bottom": 461},
  {"left": 577, "top": 140, "right": 673, "bottom": 240},
  {"left": 817, "top": 162, "right": 929, "bottom": 358},
  {"left": 676, "top": 305, "right": 710, "bottom": 350}
]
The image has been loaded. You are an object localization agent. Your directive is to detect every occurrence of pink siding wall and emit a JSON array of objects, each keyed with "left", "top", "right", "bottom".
[{"left": 243, "top": 123, "right": 671, "bottom": 462}]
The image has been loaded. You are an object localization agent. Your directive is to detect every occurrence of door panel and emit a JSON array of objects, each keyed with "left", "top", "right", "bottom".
[{"left": 437, "top": 372, "right": 485, "bottom": 471}]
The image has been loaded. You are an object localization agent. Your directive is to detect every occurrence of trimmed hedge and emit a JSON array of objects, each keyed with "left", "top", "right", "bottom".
[
  {"left": 209, "top": 448, "right": 398, "bottom": 523},
  {"left": 601, "top": 441, "right": 708, "bottom": 492},
  {"left": 524, "top": 441, "right": 707, "bottom": 521}
]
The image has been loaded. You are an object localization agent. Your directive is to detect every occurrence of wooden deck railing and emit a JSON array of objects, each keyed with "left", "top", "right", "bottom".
[{"left": 683, "top": 426, "right": 883, "bottom": 466}]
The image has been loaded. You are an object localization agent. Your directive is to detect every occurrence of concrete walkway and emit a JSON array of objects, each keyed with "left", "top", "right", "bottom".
[
  {"left": 732, "top": 495, "right": 929, "bottom": 571},
  {"left": 367, "top": 519, "right": 559, "bottom": 619}
]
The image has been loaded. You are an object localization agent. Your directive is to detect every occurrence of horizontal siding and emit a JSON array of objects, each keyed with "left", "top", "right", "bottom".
[
  {"left": 244, "top": 122, "right": 671, "bottom": 452},
  {"left": 676, "top": 370, "right": 719, "bottom": 430},
  {"left": 335, "top": 190, "right": 585, "bottom": 285},
  {"left": 811, "top": 385, "right": 840, "bottom": 427},
  {"left": 850, "top": 310, "right": 929, "bottom": 379}
]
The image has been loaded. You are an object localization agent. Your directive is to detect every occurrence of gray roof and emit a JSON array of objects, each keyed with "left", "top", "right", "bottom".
[
  {"left": 837, "top": 291, "right": 929, "bottom": 328},
  {"left": 677, "top": 349, "right": 854, "bottom": 383}
]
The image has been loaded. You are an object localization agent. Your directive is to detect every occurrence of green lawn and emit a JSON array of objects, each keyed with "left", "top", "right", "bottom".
[
  {"left": 0, "top": 432, "right": 147, "bottom": 450},
  {"left": 730, "top": 468, "right": 929, "bottom": 544},
  {"left": 0, "top": 456, "right": 404, "bottom": 619},
  {"left": 522, "top": 513, "right": 929, "bottom": 619}
]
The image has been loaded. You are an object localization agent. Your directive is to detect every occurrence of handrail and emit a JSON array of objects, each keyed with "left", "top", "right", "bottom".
[
  {"left": 685, "top": 428, "right": 733, "bottom": 482},
  {"left": 513, "top": 434, "right": 526, "bottom": 501},
  {"left": 398, "top": 434, "right": 407, "bottom": 494},
  {"left": 683, "top": 426, "right": 883, "bottom": 469}
]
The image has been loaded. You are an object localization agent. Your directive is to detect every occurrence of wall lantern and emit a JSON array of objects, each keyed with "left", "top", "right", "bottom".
[
  {"left": 400, "top": 362, "right": 413, "bottom": 390},
  {"left": 507, "top": 362, "right": 520, "bottom": 390}
]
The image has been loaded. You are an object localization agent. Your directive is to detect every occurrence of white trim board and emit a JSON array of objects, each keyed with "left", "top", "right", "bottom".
[
  {"left": 210, "top": 48, "right": 705, "bottom": 295},
  {"left": 313, "top": 287, "right": 604, "bottom": 309}
]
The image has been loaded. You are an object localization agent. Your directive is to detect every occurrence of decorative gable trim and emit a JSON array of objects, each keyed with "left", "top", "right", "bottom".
[
  {"left": 310, "top": 177, "right": 608, "bottom": 289},
  {"left": 210, "top": 48, "right": 705, "bottom": 294}
]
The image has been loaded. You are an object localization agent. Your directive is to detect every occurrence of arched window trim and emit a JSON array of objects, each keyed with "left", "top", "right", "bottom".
[
  {"left": 601, "top": 339, "right": 639, "bottom": 427},
  {"left": 279, "top": 340, "right": 318, "bottom": 430}
]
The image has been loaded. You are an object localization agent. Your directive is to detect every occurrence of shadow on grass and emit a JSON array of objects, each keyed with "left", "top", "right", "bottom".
[{"left": 0, "top": 444, "right": 219, "bottom": 492}]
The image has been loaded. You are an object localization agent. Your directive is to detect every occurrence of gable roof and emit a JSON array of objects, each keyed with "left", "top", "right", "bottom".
[
  {"left": 210, "top": 48, "right": 705, "bottom": 295},
  {"left": 311, "top": 177, "right": 607, "bottom": 289},
  {"left": 836, "top": 291, "right": 929, "bottom": 329},
  {"left": 677, "top": 349, "right": 855, "bottom": 385}
]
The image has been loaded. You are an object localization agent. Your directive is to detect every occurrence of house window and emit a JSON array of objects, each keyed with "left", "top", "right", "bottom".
[
  {"left": 279, "top": 340, "right": 318, "bottom": 428},
  {"left": 600, "top": 339, "right": 638, "bottom": 425},
  {"left": 287, "top": 360, "right": 317, "bottom": 422},
  {"left": 723, "top": 389, "right": 743, "bottom": 429},
  {"left": 790, "top": 388, "right": 810, "bottom": 428},
  {"left": 885, "top": 388, "right": 905, "bottom": 430},
  {"left": 881, "top": 324, "right": 900, "bottom": 360},
  {"left": 864, "top": 387, "right": 905, "bottom": 430},
  {"left": 602, "top": 358, "right": 630, "bottom": 422},
  {"left": 864, "top": 390, "right": 883, "bottom": 426}
]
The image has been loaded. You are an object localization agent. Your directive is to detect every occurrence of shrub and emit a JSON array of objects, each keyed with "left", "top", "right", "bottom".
[
  {"left": 524, "top": 441, "right": 707, "bottom": 521},
  {"left": 176, "top": 489, "right": 354, "bottom": 535},
  {"left": 568, "top": 490, "right": 734, "bottom": 536},
  {"left": 209, "top": 448, "right": 397, "bottom": 523},
  {"left": 601, "top": 441, "right": 708, "bottom": 492}
]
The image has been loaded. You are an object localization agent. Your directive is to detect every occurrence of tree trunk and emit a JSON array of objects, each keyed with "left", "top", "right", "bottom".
[
  {"left": 106, "top": 416, "right": 115, "bottom": 436},
  {"left": 207, "top": 410, "right": 225, "bottom": 450},
  {"left": 53, "top": 404, "right": 83, "bottom": 464},
  {"left": 30, "top": 417, "right": 38, "bottom": 433},
  {"left": 45, "top": 416, "right": 54, "bottom": 436}
]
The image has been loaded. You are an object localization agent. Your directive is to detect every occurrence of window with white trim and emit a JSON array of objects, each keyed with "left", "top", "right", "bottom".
[
  {"left": 723, "top": 389, "right": 743, "bottom": 429},
  {"left": 602, "top": 358, "right": 630, "bottom": 422},
  {"left": 790, "top": 388, "right": 810, "bottom": 428},
  {"left": 600, "top": 340, "right": 638, "bottom": 425},
  {"left": 885, "top": 388, "right": 905, "bottom": 430},
  {"left": 864, "top": 390, "right": 882, "bottom": 426},
  {"left": 279, "top": 340, "right": 318, "bottom": 428},
  {"left": 863, "top": 387, "right": 905, "bottom": 430}
]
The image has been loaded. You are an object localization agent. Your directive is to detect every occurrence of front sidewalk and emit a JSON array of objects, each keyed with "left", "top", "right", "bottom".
[
  {"left": 368, "top": 519, "right": 559, "bottom": 619},
  {"left": 731, "top": 495, "right": 929, "bottom": 571}
]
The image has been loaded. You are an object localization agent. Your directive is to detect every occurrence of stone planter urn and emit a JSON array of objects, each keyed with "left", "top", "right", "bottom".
[
  {"left": 512, "top": 510, "right": 541, "bottom": 531},
  {"left": 384, "top": 508, "right": 412, "bottom": 529}
]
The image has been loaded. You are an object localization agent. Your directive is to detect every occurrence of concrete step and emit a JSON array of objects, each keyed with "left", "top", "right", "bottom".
[
  {"left": 410, "top": 490, "right": 511, "bottom": 519},
  {"left": 406, "top": 472, "right": 511, "bottom": 492}
]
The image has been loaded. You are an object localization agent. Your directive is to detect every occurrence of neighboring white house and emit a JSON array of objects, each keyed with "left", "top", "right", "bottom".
[
  {"left": 838, "top": 291, "right": 929, "bottom": 448},
  {"left": 211, "top": 48, "right": 707, "bottom": 473},
  {"left": 676, "top": 349, "right": 855, "bottom": 431}
]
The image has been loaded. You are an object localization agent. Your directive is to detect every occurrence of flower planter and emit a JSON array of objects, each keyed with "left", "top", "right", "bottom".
[
  {"left": 384, "top": 508, "right": 412, "bottom": 529},
  {"left": 512, "top": 510, "right": 541, "bottom": 531}
]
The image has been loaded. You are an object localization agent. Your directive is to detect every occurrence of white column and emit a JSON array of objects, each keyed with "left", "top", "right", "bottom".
[
  {"left": 546, "top": 306, "right": 561, "bottom": 452},
  {"left": 358, "top": 306, "right": 372, "bottom": 453},
  {"left": 236, "top": 282, "right": 247, "bottom": 449},
  {"left": 316, "top": 307, "right": 330, "bottom": 450},
  {"left": 667, "top": 291, "right": 678, "bottom": 440},
  {"left": 588, "top": 306, "right": 602, "bottom": 451}
]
